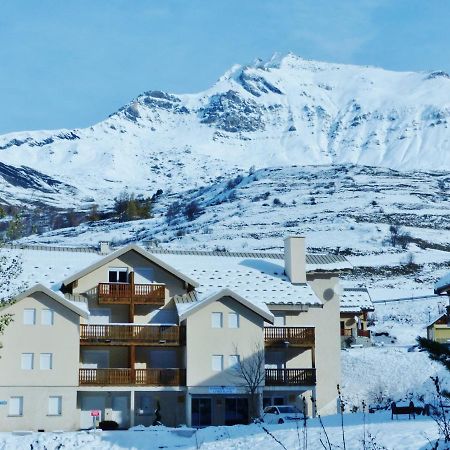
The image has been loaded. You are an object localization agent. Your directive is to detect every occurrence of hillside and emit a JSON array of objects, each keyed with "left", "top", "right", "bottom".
[
  {"left": 0, "top": 54, "right": 450, "bottom": 209},
  {"left": 19, "top": 164, "right": 450, "bottom": 295}
]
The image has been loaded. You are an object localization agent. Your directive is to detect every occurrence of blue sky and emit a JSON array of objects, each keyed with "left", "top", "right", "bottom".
[{"left": 1, "top": 0, "right": 449, "bottom": 134}]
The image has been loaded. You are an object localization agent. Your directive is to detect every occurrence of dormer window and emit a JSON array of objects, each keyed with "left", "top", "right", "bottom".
[{"left": 108, "top": 267, "right": 128, "bottom": 283}]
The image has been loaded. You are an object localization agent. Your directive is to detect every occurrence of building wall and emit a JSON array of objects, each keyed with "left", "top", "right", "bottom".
[
  {"left": 0, "top": 292, "right": 80, "bottom": 386},
  {"left": 434, "top": 326, "right": 450, "bottom": 343},
  {"left": 305, "top": 273, "right": 341, "bottom": 415},
  {"left": 0, "top": 292, "right": 81, "bottom": 431},
  {"left": 268, "top": 273, "right": 341, "bottom": 415},
  {"left": 71, "top": 251, "right": 188, "bottom": 301},
  {"left": 185, "top": 296, "right": 264, "bottom": 387},
  {"left": 0, "top": 386, "right": 78, "bottom": 431}
]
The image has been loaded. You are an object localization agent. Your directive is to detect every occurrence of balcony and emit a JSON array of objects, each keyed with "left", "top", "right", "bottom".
[
  {"left": 264, "top": 327, "right": 315, "bottom": 348},
  {"left": 341, "top": 328, "right": 370, "bottom": 338},
  {"left": 80, "top": 324, "right": 186, "bottom": 346},
  {"left": 265, "top": 368, "right": 316, "bottom": 386},
  {"left": 79, "top": 368, "right": 186, "bottom": 386},
  {"left": 98, "top": 283, "right": 165, "bottom": 305}
]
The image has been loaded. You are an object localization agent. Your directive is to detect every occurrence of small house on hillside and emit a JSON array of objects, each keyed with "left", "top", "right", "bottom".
[
  {"left": 427, "top": 312, "right": 450, "bottom": 343},
  {"left": 427, "top": 272, "right": 450, "bottom": 343},
  {"left": 340, "top": 287, "right": 374, "bottom": 348}
]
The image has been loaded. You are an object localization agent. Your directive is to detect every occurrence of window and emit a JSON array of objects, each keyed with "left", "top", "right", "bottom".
[
  {"left": 229, "top": 354, "right": 240, "bottom": 370},
  {"left": 23, "top": 308, "right": 36, "bottom": 325},
  {"left": 40, "top": 353, "right": 53, "bottom": 370},
  {"left": 211, "top": 355, "right": 223, "bottom": 371},
  {"left": 41, "top": 309, "right": 54, "bottom": 326},
  {"left": 228, "top": 312, "right": 239, "bottom": 328},
  {"left": 108, "top": 267, "right": 128, "bottom": 283},
  {"left": 21, "top": 353, "right": 34, "bottom": 370},
  {"left": 211, "top": 312, "right": 223, "bottom": 329},
  {"left": 8, "top": 397, "right": 23, "bottom": 416},
  {"left": 48, "top": 396, "right": 62, "bottom": 416}
]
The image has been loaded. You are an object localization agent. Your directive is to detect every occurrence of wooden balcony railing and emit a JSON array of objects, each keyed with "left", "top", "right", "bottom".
[
  {"left": 340, "top": 328, "right": 371, "bottom": 338},
  {"left": 98, "top": 283, "right": 165, "bottom": 305},
  {"left": 79, "top": 368, "right": 186, "bottom": 386},
  {"left": 265, "top": 368, "right": 316, "bottom": 386},
  {"left": 264, "top": 327, "right": 315, "bottom": 348},
  {"left": 80, "top": 324, "right": 186, "bottom": 346},
  {"left": 357, "top": 329, "right": 370, "bottom": 338}
]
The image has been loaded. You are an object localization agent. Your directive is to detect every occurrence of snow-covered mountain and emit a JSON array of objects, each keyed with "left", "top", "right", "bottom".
[{"left": 1, "top": 53, "right": 450, "bottom": 208}]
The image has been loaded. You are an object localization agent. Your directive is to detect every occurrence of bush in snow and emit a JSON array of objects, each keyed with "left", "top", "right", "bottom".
[{"left": 184, "top": 200, "right": 203, "bottom": 221}]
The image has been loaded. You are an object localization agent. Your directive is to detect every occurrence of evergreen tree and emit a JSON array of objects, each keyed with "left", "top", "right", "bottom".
[
  {"left": 6, "top": 213, "right": 24, "bottom": 241},
  {"left": 417, "top": 335, "right": 450, "bottom": 374}
]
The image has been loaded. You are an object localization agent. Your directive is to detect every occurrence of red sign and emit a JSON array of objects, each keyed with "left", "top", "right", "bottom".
[{"left": 90, "top": 410, "right": 100, "bottom": 417}]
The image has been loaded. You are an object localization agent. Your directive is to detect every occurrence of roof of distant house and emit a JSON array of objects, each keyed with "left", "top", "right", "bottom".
[
  {"left": 340, "top": 287, "right": 374, "bottom": 313},
  {"left": 435, "top": 272, "right": 450, "bottom": 295}
]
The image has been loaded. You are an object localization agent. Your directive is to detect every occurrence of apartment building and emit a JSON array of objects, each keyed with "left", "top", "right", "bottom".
[{"left": 0, "top": 237, "right": 351, "bottom": 431}]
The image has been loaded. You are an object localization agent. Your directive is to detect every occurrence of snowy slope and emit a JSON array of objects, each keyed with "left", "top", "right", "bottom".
[{"left": 0, "top": 53, "right": 450, "bottom": 208}]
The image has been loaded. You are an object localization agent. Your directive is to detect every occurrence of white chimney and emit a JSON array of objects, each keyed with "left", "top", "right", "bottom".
[
  {"left": 284, "top": 236, "right": 306, "bottom": 284},
  {"left": 99, "top": 241, "right": 111, "bottom": 255}
]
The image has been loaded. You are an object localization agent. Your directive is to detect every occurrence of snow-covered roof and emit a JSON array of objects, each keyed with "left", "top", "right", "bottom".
[
  {"left": 175, "top": 288, "right": 274, "bottom": 324},
  {"left": 340, "top": 287, "right": 374, "bottom": 313},
  {"left": 0, "top": 283, "right": 88, "bottom": 319},
  {"left": 61, "top": 244, "right": 199, "bottom": 288},
  {"left": 153, "top": 251, "right": 322, "bottom": 307},
  {"left": 427, "top": 313, "right": 448, "bottom": 328},
  {"left": 435, "top": 272, "right": 450, "bottom": 295},
  {"left": 149, "top": 248, "right": 352, "bottom": 273}
]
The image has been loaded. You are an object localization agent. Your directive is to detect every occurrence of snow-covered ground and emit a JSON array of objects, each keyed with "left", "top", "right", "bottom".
[{"left": 0, "top": 412, "right": 441, "bottom": 450}]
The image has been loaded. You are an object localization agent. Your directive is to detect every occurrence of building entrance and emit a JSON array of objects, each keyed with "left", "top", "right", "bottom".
[
  {"left": 192, "top": 398, "right": 212, "bottom": 427},
  {"left": 225, "top": 397, "right": 248, "bottom": 425}
]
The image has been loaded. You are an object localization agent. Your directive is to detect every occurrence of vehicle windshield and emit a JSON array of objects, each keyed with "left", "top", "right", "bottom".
[{"left": 278, "top": 406, "right": 300, "bottom": 413}]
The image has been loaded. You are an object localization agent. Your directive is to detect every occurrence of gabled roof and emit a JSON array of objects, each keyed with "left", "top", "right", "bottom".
[
  {"left": 1, "top": 284, "right": 88, "bottom": 318},
  {"left": 176, "top": 288, "right": 274, "bottom": 324},
  {"left": 61, "top": 244, "right": 199, "bottom": 288},
  {"left": 340, "top": 287, "right": 374, "bottom": 313},
  {"left": 427, "top": 313, "right": 448, "bottom": 328},
  {"left": 435, "top": 272, "right": 450, "bottom": 295}
]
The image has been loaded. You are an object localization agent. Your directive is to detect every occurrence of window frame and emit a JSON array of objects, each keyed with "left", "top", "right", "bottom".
[
  {"left": 23, "top": 308, "right": 36, "bottom": 325},
  {"left": 8, "top": 396, "right": 23, "bottom": 417},
  {"left": 108, "top": 267, "right": 128, "bottom": 283},
  {"left": 211, "top": 354, "right": 224, "bottom": 372},
  {"left": 40, "top": 353, "right": 53, "bottom": 370},
  {"left": 228, "top": 354, "right": 240, "bottom": 370},
  {"left": 47, "top": 396, "right": 62, "bottom": 416},
  {"left": 211, "top": 312, "right": 223, "bottom": 329},
  {"left": 41, "top": 309, "right": 54, "bottom": 326},
  {"left": 228, "top": 312, "right": 239, "bottom": 328},
  {"left": 21, "top": 353, "right": 34, "bottom": 370}
]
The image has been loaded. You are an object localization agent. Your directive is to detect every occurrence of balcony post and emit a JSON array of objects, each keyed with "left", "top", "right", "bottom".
[
  {"left": 130, "top": 346, "right": 136, "bottom": 384},
  {"left": 129, "top": 271, "right": 135, "bottom": 322},
  {"left": 129, "top": 391, "right": 135, "bottom": 428}
]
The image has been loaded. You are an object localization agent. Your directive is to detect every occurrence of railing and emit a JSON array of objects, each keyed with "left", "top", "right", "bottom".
[
  {"left": 98, "top": 283, "right": 165, "bottom": 305},
  {"left": 340, "top": 328, "right": 370, "bottom": 338},
  {"left": 80, "top": 324, "right": 186, "bottom": 345},
  {"left": 357, "top": 329, "right": 370, "bottom": 338},
  {"left": 264, "top": 327, "right": 315, "bottom": 347},
  {"left": 79, "top": 368, "right": 186, "bottom": 386},
  {"left": 265, "top": 368, "right": 316, "bottom": 386}
]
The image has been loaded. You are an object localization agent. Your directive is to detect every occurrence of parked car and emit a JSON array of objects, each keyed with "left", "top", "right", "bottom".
[{"left": 261, "top": 405, "right": 303, "bottom": 424}]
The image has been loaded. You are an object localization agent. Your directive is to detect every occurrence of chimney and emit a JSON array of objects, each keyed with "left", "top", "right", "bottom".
[
  {"left": 284, "top": 236, "right": 306, "bottom": 284},
  {"left": 99, "top": 241, "right": 111, "bottom": 255}
]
